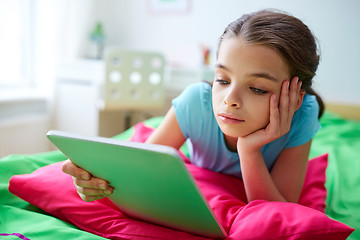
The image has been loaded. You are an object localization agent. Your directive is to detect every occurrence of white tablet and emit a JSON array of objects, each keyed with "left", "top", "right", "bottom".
[{"left": 47, "top": 130, "right": 226, "bottom": 239}]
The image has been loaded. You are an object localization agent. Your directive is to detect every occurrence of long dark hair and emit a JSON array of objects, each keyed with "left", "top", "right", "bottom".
[{"left": 218, "top": 10, "right": 324, "bottom": 118}]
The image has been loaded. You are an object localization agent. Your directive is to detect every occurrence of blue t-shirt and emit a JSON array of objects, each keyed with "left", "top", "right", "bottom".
[{"left": 172, "top": 82, "right": 320, "bottom": 178}]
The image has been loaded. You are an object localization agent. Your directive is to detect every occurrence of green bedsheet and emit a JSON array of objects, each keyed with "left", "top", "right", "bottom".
[
  {"left": 0, "top": 113, "right": 359, "bottom": 239},
  {"left": 309, "top": 112, "right": 360, "bottom": 239},
  {"left": 0, "top": 119, "right": 157, "bottom": 239},
  {"left": 0, "top": 152, "right": 108, "bottom": 239}
]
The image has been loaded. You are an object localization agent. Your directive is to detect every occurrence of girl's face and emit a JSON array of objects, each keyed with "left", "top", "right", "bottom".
[{"left": 212, "top": 37, "right": 290, "bottom": 143}]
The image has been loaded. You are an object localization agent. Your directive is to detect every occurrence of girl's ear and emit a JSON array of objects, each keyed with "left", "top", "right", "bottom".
[{"left": 296, "top": 90, "right": 306, "bottom": 111}]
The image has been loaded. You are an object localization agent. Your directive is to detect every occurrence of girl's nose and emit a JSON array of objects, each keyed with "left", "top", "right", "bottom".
[
  {"left": 224, "top": 91, "right": 241, "bottom": 108},
  {"left": 224, "top": 99, "right": 240, "bottom": 108}
]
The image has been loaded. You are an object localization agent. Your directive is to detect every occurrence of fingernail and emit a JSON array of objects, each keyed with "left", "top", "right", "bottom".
[
  {"left": 272, "top": 94, "right": 277, "bottom": 102},
  {"left": 81, "top": 174, "right": 89, "bottom": 180},
  {"left": 99, "top": 183, "right": 106, "bottom": 190}
]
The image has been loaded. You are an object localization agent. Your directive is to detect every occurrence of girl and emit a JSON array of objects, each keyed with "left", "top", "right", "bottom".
[{"left": 62, "top": 9, "right": 323, "bottom": 204}]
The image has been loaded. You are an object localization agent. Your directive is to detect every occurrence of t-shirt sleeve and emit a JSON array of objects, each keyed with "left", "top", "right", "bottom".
[
  {"left": 171, "top": 82, "right": 212, "bottom": 141},
  {"left": 285, "top": 94, "right": 321, "bottom": 148}
]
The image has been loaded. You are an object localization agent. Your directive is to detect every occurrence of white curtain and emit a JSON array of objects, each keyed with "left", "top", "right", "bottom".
[
  {"left": 34, "top": 0, "right": 96, "bottom": 94},
  {"left": 0, "top": 0, "right": 96, "bottom": 93}
]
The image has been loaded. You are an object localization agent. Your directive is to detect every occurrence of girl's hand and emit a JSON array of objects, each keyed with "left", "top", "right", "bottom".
[
  {"left": 62, "top": 159, "right": 114, "bottom": 202},
  {"left": 237, "top": 77, "right": 303, "bottom": 153}
]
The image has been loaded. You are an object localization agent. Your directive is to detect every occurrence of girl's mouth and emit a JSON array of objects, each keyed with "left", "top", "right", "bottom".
[{"left": 218, "top": 113, "right": 245, "bottom": 124}]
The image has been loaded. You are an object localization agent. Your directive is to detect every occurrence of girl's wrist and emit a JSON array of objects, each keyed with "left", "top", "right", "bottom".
[
  {"left": 236, "top": 138, "right": 263, "bottom": 155},
  {"left": 237, "top": 143, "right": 263, "bottom": 160},
  {"left": 237, "top": 149, "right": 263, "bottom": 166}
]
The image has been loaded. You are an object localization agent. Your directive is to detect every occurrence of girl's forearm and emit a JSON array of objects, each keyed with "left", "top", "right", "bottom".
[{"left": 238, "top": 150, "right": 287, "bottom": 202}]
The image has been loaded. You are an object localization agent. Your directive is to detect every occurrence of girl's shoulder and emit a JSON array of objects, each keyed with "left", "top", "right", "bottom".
[
  {"left": 182, "top": 81, "right": 212, "bottom": 95},
  {"left": 171, "top": 82, "right": 215, "bottom": 140},
  {"left": 285, "top": 94, "right": 321, "bottom": 148},
  {"left": 175, "top": 82, "right": 213, "bottom": 108},
  {"left": 296, "top": 94, "right": 320, "bottom": 121}
]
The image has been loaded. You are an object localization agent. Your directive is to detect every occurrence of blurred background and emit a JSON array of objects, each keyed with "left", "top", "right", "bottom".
[{"left": 1, "top": 0, "right": 359, "bottom": 157}]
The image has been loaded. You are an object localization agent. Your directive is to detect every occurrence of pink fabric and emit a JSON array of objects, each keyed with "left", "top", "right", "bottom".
[
  {"left": 9, "top": 123, "right": 354, "bottom": 239},
  {"left": 298, "top": 153, "right": 328, "bottom": 212},
  {"left": 132, "top": 123, "right": 328, "bottom": 212}
]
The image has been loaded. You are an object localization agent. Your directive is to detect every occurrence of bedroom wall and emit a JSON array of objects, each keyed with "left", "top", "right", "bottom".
[
  {"left": 2, "top": 0, "right": 358, "bottom": 158},
  {"left": 0, "top": 98, "right": 51, "bottom": 158},
  {"left": 77, "top": 0, "right": 360, "bottom": 105}
]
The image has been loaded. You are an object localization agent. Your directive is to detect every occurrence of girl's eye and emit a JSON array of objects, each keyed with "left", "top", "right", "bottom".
[
  {"left": 250, "top": 87, "right": 268, "bottom": 95},
  {"left": 215, "top": 79, "right": 230, "bottom": 85}
]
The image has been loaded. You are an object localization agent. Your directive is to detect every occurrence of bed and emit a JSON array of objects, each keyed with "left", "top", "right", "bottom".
[{"left": 1, "top": 107, "right": 359, "bottom": 240}]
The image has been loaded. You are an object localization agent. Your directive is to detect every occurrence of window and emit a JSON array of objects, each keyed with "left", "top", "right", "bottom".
[{"left": 0, "top": 0, "right": 34, "bottom": 89}]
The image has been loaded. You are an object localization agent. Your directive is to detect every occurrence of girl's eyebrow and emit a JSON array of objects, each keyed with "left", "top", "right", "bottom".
[
  {"left": 215, "top": 63, "right": 279, "bottom": 82},
  {"left": 249, "top": 73, "right": 279, "bottom": 82},
  {"left": 215, "top": 63, "right": 231, "bottom": 73}
]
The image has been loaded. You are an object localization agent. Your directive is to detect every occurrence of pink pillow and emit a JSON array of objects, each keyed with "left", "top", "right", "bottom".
[
  {"left": 135, "top": 122, "right": 328, "bottom": 212},
  {"left": 9, "top": 123, "right": 354, "bottom": 239},
  {"left": 298, "top": 153, "right": 328, "bottom": 212},
  {"left": 10, "top": 161, "right": 207, "bottom": 240}
]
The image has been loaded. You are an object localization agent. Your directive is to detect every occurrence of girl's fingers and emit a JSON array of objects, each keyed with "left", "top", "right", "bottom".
[
  {"left": 62, "top": 159, "right": 91, "bottom": 180},
  {"left": 269, "top": 94, "right": 279, "bottom": 122},
  {"left": 73, "top": 176, "right": 111, "bottom": 190},
  {"left": 279, "top": 77, "right": 301, "bottom": 123},
  {"left": 279, "top": 80, "right": 290, "bottom": 121},
  {"left": 267, "top": 94, "right": 281, "bottom": 137},
  {"left": 289, "top": 76, "right": 301, "bottom": 113},
  {"left": 63, "top": 159, "right": 114, "bottom": 201},
  {"left": 73, "top": 176, "right": 114, "bottom": 197},
  {"left": 75, "top": 184, "right": 113, "bottom": 197},
  {"left": 261, "top": 77, "right": 302, "bottom": 143},
  {"left": 77, "top": 192, "right": 109, "bottom": 202},
  {"left": 74, "top": 178, "right": 114, "bottom": 202}
]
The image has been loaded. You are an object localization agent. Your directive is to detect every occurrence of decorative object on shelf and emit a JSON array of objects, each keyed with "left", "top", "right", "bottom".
[
  {"left": 201, "top": 45, "right": 211, "bottom": 66},
  {"left": 89, "top": 22, "right": 105, "bottom": 59}
]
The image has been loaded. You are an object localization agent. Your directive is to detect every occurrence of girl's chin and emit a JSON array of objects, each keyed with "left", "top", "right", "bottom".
[
  {"left": 220, "top": 126, "right": 251, "bottom": 138},
  {"left": 219, "top": 124, "right": 264, "bottom": 138},
  {"left": 217, "top": 119, "right": 269, "bottom": 138}
]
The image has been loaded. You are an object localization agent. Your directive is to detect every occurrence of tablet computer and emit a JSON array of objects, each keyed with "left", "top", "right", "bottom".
[{"left": 47, "top": 130, "right": 226, "bottom": 239}]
